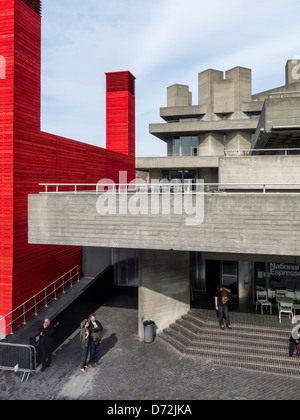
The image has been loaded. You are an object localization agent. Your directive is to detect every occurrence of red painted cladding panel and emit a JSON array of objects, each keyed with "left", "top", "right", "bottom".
[
  {"left": 106, "top": 71, "right": 135, "bottom": 95},
  {"left": 0, "top": 0, "right": 15, "bottom": 317},
  {"left": 0, "top": 0, "right": 136, "bottom": 320},
  {"left": 106, "top": 74, "right": 135, "bottom": 160}
]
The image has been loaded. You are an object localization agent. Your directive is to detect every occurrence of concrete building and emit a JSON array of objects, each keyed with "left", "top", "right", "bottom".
[{"left": 28, "top": 60, "right": 300, "bottom": 339}]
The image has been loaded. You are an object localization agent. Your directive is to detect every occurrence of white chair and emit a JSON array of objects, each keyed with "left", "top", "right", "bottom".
[
  {"left": 256, "top": 290, "right": 272, "bottom": 315},
  {"left": 275, "top": 290, "right": 286, "bottom": 310},
  {"left": 279, "top": 302, "right": 293, "bottom": 323}
]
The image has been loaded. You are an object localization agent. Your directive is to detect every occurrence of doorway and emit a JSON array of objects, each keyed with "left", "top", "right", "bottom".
[{"left": 206, "top": 260, "right": 221, "bottom": 293}]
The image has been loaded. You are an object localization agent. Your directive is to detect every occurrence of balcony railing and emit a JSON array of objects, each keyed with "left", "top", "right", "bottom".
[{"left": 39, "top": 182, "right": 300, "bottom": 195}]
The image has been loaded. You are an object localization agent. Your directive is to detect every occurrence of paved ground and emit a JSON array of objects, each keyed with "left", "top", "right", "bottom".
[{"left": 1, "top": 294, "right": 300, "bottom": 401}]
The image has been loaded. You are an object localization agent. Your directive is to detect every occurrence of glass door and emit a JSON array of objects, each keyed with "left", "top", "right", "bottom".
[{"left": 222, "top": 261, "right": 238, "bottom": 297}]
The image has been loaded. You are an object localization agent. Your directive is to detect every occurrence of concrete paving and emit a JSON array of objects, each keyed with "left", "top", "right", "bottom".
[{"left": 1, "top": 294, "right": 300, "bottom": 401}]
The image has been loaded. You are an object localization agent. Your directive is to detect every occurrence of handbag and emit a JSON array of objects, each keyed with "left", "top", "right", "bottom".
[
  {"left": 91, "top": 331, "right": 102, "bottom": 344},
  {"left": 222, "top": 295, "right": 229, "bottom": 305}
]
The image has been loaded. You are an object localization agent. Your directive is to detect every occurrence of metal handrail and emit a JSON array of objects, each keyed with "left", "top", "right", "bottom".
[
  {"left": 38, "top": 182, "right": 300, "bottom": 195},
  {"left": 137, "top": 147, "right": 300, "bottom": 158},
  {"left": 268, "top": 91, "right": 300, "bottom": 98},
  {"left": 0, "top": 266, "right": 79, "bottom": 336}
]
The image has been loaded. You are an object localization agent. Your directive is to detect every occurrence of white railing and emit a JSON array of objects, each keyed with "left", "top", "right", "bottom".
[
  {"left": 0, "top": 266, "right": 79, "bottom": 336},
  {"left": 224, "top": 147, "right": 300, "bottom": 156},
  {"left": 138, "top": 147, "right": 300, "bottom": 158},
  {"left": 39, "top": 182, "right": 300, "bottom": 195},
  {"left": 268, "top": 91, "right": 300, "bottom": 98}
]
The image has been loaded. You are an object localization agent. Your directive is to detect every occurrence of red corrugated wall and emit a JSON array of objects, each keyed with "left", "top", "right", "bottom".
[
  {"left": 0, "top": 0, "right": 135, "bottom": 321},
  {"left": 0, "top": 0, "right": 15, "bottom": 318}
]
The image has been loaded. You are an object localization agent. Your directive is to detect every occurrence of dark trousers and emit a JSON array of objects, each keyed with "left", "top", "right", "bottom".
[
  {"left": 41, "top": 347, "right": 52, "bottom": 370},
  {"left": 218, "top": 305, "right": 230, "bottom": 326},
  {"left": 90, "top": 341, "right": 100, "bottom": 363},
  {"left": 80, "top": 343, "right": 90, "bottom": 368}
]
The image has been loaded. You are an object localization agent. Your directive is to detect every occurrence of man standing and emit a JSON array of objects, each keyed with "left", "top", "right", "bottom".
[
  {"left": 88, "top": 313, "right": 103, "bottom": 367},
  {"left": 39, "top": 318, "right": 54, "bottom": 372}
]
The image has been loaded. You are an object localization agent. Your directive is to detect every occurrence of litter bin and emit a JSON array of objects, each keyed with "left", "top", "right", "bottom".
[{"left": 143, "top": 320, "right": 155, "bottom": 343}]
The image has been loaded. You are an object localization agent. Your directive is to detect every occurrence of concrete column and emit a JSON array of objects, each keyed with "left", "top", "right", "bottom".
[
  {"left": 167, "top": 84, "right": 192, "bottom": 107},
  {"left": 238, "top": 261, "right": 253, "bottom": 305},
  {"left": 286, "top": 59, "right": 300, "bottom": 85},
  {"left": 138, "top": 249, "right": 190, "bottom": 338},
  {"left": 198, "top": 132, "right": 224, "bottom": 156},
  {"left": 226, "top": 131, "right": 252, "bottom": 154}
]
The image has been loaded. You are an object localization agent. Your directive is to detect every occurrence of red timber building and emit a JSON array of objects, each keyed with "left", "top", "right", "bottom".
[{"left": 0, "top": 0, "right": 135, "bottom": 326}]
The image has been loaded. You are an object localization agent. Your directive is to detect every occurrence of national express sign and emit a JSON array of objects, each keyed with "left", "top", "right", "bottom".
[{"left": 270, "top": 263, "right": 300, "bottom": 278}]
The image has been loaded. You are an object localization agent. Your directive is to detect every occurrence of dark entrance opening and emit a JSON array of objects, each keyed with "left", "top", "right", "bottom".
[{"left": 206, "top": 260, "right": 221, "bottom": 293}]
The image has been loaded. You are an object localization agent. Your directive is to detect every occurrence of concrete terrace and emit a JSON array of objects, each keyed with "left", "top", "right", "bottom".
[{"left": 1, "top": 292, "right": 300, "bottom": 401}]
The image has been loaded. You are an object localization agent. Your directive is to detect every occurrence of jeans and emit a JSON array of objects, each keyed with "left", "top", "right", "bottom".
[
  {"left": 218, "top": 305, "right": 230, "bottom": 326},
  {"left": 90, "top": 341, "right": 100, "bottom": 363}
]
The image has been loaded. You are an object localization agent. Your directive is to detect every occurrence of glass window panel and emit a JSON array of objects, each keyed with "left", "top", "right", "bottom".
[
  {"left": 173, "top": 138, "right": 181, "bottom": 156},
  {"left": 222, "top": 261, "right": 238, "bottom": 296},
  {"left": 113, "top": 248, "right": 138, "bottom": 286},
  {"left": 181, "top": 137, "right": 191, "bottom": 156}
]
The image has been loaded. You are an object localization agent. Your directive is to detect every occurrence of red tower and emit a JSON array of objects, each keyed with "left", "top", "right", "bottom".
[
  {"left": 0, "top": 0, "right": 135, "bottom": 330},
  {"left": 106, "top": 71, "right": 136, "bottom": 160}
]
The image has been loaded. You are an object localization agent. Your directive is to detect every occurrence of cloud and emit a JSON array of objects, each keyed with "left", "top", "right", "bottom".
[{"left": 41, "top": 0, "right": 300, "bottom": 156}]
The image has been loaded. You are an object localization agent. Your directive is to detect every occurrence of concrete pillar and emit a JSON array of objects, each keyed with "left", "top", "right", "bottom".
[
  {"left": 138, "top": 249, "right": 190, "bottom": 338},
  {"left": 167, "top": 84, "right": 192, "bottom": 107},
  {"left": 238, "top": 261, "right": 254, "bottom": 305},
  {"left": 226, "top": 131, "right": 252, "bottom": 154},
  {"left": 198, "top": 132, "right": 224, "bottom": 156},
  {"left": 286, "top": 59, "right": 300, "bottom": 85}
]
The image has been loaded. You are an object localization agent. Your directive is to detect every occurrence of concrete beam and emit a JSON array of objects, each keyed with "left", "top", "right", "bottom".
[
  {"left": 29, "top": 192, "right": 300, "bottom": 256},
  {"left": 136, "top": 156, "right": 219, "bottom": 170}
]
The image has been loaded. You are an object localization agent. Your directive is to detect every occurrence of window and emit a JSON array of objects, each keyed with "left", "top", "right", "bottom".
[
  {"left": 113, "top": 248, "right": 138, "bottom": 286},
  {"left": 222, "top": 261, "right": 238, "bottom": 297},
  {"left": 172, "top": 136, "right": 199, "bottom": 156}
]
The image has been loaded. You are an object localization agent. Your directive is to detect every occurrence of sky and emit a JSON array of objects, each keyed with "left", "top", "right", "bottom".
[{"left": 41, "top": 0, "right": 300, "bottom": 157}]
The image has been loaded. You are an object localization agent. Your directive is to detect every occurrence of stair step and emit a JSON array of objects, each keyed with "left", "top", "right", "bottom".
[
  {"left": 160, "top": 310, "right": 300, "bottom": 378},
  {"left": 176, "top": 318, "right": 289, "bottom": 343},
  {"left": 164, "top": 328, "right": 289, "bottom": 358},
  {"left": 162, "top": 332, "right": 300, "bottom": 377},
  {"left": 185, "top": 312, "right": 290, "bottom": 337},
  {"left": 171, "top": 322, "right": 288, "bottom": 350}
]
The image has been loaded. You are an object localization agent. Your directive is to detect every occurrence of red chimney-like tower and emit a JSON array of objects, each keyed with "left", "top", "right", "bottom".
[
  {"left": 0, "top": 0, "right": 135, "bottom": 331},
  {"left": 106, "top": 71, "right": 136, "bottom": 159}
]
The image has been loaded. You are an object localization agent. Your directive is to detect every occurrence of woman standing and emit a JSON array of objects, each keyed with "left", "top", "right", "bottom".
[
  {"left": 79, "top": 319, "right": 90, "bottom": 373},
  {"left": 214, "top": 285, "right": 232, "bottom": 330}
]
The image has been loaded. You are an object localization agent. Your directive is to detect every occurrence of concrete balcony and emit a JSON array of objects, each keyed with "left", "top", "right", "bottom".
[
  {"left": 149, "top": 119, "right": 258, "bottom": 141},
  {"left": 252, "top": 96, "right": 300, "bottom": 149},
  {"left": 28, "top": 186, "right": 300, "bottom": 257},
  {"left": 136, "top": 155, "right": 219, "bottom": 171}
]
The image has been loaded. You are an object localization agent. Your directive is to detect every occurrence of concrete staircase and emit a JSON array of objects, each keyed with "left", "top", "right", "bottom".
[{"left": 161, "top": 310, "right": 300, "bottom": 377}]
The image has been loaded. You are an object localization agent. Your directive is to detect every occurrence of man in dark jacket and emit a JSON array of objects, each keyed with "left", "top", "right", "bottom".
[
  {"left": 39, "top": 318, "right": 54, "bottom": 371},
  {"left": 88, "top": 313, "right": 103, "bottom": 366}
]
